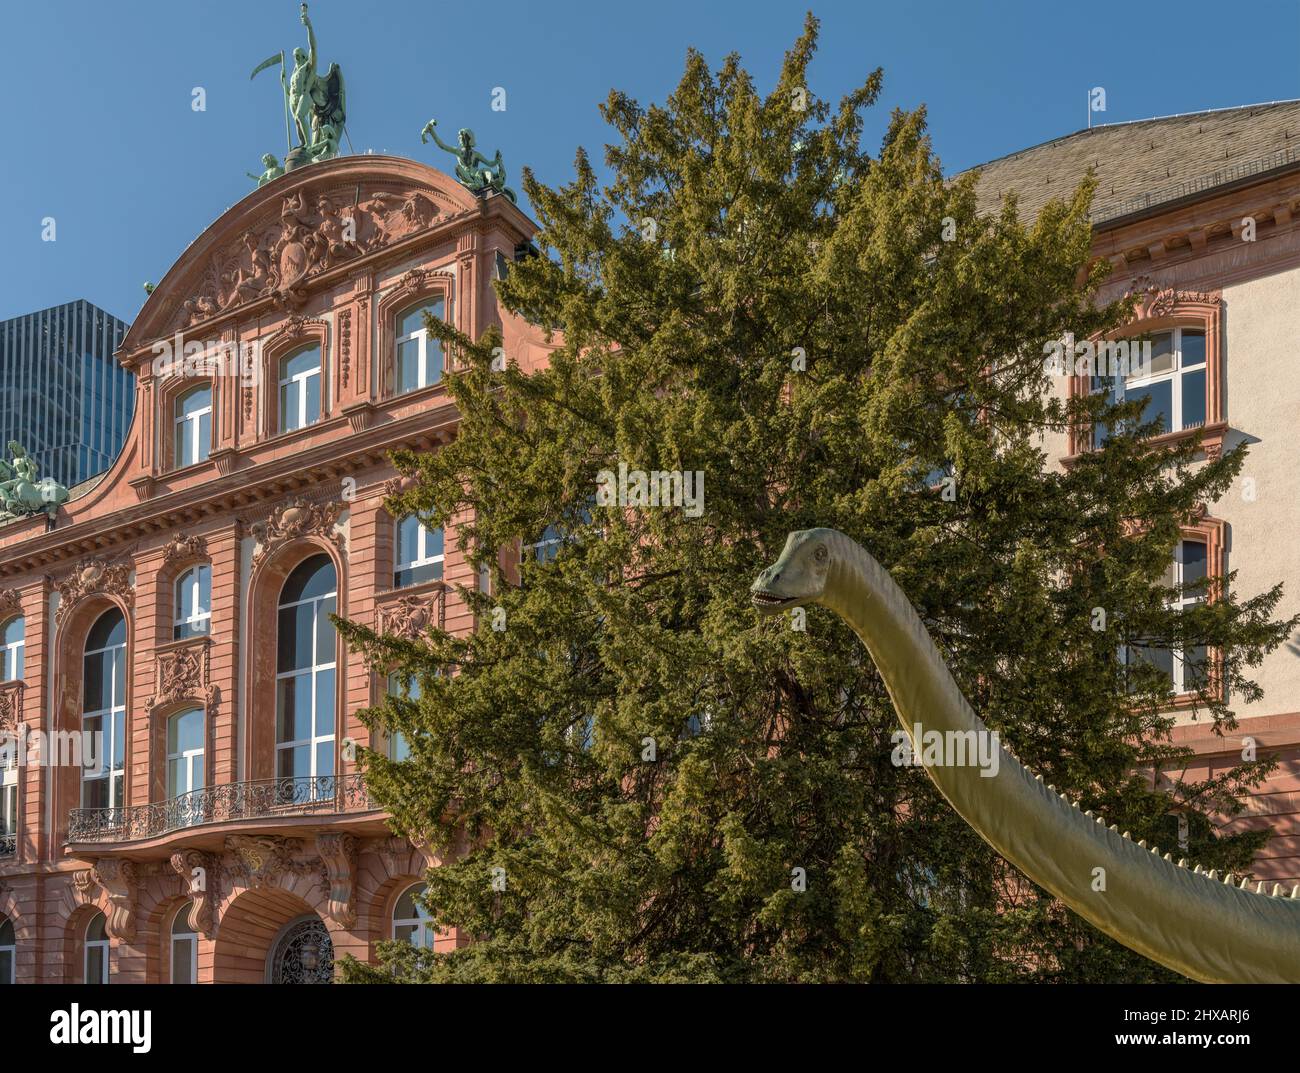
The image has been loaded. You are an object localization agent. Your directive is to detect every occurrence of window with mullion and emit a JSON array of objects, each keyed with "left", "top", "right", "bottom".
[
  {"left": 173, "top": 385, "right": 213, "bottom": 467},
  {"left": 275, "top": 557, "right": 337, "bottom": 799},
  {"left": 1, "top": 616, "right": 22, "bottom": 681},
  {"left": 174, "top": 566, "right": 211, "bottom": 640},
  {"left": 82, "top": 610, "right": 126, "bottom": 811},
  {"left": 1125, "top": 538, "right": 1209, "bottom": 696},
  {"left": 278, "top": 345, "right": 323, "bottom": 432},
  {"left": 394, "top": 516, "right": 444, "bottom": 587},
  {"left": 394, "top": 300, "right": 445, "bottom": 394},
  {"left": 1095, "top": 328, "right": 1207, "bottom": 447}
]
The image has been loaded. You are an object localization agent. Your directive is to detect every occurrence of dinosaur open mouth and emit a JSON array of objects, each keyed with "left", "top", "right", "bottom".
[{"left": 751, "top": 590, "right": 797, "bottom": 609}]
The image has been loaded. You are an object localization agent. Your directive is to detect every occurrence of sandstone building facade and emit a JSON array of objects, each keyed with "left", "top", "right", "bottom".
[
  {"left": 2, "top": 100, "right": 1299, "bottom": 984},
  {"left": 0, "top": 155, "right": 552, "bottom": 983}
]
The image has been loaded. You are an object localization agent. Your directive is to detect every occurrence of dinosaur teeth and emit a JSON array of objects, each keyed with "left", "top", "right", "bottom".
[
  {"left": 1164, "top": 853, "right": 1174, "bottom": 862},
  {"left": 1207, "top": 869, "right": 1218, "bottom": 881},
  {"left": 1273, "top": 884, "right": 1284, "bottom": 897},
  {"left": 1223, "top": 873, "right": 1235, "bottom": 884},
  {"left": 1257, "top": 881, "right": 1268, "bottom": 894},
  {"left": 1138, "top": 839, "right": 1148, "bottom": 849},
  {"left": 1122, "top": 831, "right": 1131, "bottom": 840},
  {"left": 1177, "top": 858, "right": 1188, "bottom": 868},
  {"left": 1048, "top": 784, "right": 1058, "bottom": 793},
  {"left": 1193, "top": 864, "right": 1204, "bottom": 874},
  {"left": 1108, "top": 823, "right": 1118, "bottom": 832},
  {"left": 1291, "top": 886, "right": 1299, "bottom": 899},
  {"left": 1034, "top": 773, "right": 1043, "bottom": 782},
  {"left": 1084, "top": 810, "right": 1094, "bottom": 818},
  {"left": 1240, "top": 876, "right": 1252, "bottom": 889}
]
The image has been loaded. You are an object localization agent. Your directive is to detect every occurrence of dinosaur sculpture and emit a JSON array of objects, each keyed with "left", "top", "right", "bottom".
[{"left": 750, "top": 527, "right": 1300, "bottom": 983}]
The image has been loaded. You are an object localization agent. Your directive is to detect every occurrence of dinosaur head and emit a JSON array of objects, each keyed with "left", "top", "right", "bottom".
[{"left": 750, "top": 529, "right": 835, "bottom": 616}]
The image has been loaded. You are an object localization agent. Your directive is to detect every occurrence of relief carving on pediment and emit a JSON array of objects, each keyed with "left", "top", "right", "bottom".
[{"left": 172, "top": 185, "right": 443, "bottom": 332}]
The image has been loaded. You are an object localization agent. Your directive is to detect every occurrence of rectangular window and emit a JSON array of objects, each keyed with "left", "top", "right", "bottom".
[
  {"left": 1125, "top": 538, "right": 1210, "bottom": 696},
  {"left": 395, "top": 517, "right": 445, "bottom": 587},
  {"left": 1096, "top": 328, "right": 1208, "bottom": 447},
  {"left": 279, "top": 346, "right": 323, "bottom": 432}
]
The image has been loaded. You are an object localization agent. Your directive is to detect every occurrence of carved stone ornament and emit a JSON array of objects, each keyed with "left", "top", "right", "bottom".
[
  {"left": 0, "top": 680, "right": 24, "bottom": 732},
  {"left": 375, "top": 591, "right": 444, "bottom": 640},
  {"left": 225, "top": 835, "right": 304, "bottom": 889},
  {"left": 1126, "top": 276, "right": 1220, "bottom": 319},
  {"left": 338, "top": 307, "right": 352, "bottom": 387},
  {"left": 54, "top": 555, "right": 134, "bottom": 626},
  {"left": 170, "top": 850, "right": 219, "bottom": 938},
  {"left": 145, "top": 641, "right": 219, "bottom": 716},
  {"left": 251, "top": 496, "right": 345, "bottom": 568},
  {"left": 316, "top": 833, "right": 359, "bottom": 928},
  {"left": 161, "top": 532, "right": 208, "bottom": 568},
  {"left": 170, "top": 185, "right": 443, "bottom": 332},
  {"left": 90, "top": 859, "right": 139, "bottom": 942},
  {"left": 0, "top": 589, "right": 20, "bottom": 617}
]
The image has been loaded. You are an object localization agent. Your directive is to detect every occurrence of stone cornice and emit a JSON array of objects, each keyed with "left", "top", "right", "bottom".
[{"left": 0, "top": 406, "right": 459, "bottom": 578}]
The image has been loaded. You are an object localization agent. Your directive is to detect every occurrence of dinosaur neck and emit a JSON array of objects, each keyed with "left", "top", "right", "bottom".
[{"left": 820, "top": 529, "right": 1300, "bottom": 983}]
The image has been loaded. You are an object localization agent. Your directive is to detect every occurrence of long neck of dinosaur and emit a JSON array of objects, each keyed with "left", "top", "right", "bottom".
[{"left": 821, "top": 529, "right": 1300, "bottom": 983}]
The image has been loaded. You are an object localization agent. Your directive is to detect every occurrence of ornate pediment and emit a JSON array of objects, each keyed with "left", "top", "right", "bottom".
[
  {"left": 250, "top": 496, "right": 345, "bottom": 569},
  {"left": 1125, "top": 276, "right": 1221, "bottom": 319},
  {"left": 53, "top": 554, "right": 134, "bottom": 626},
  {"left": 375, "top": 589, "right": 445, "bottom": 640},
  {"left": 161, "top": 532, "right": 208, "bottom": 568},
  {"left": 169, "top": 183, "right": 444, "bottom": 332}
]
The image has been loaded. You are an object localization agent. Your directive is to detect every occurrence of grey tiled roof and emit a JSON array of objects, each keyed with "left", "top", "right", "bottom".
[{"left": 967, "top": 101, "right": 1300, "bottom": 224}]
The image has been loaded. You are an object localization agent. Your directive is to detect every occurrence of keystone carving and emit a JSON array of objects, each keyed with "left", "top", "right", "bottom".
[
  {"left": 161, "top": 533, "right": 208, "bottom": 568},
  {"left": 251, "top": 497, "right": 345, "bottom": 569},
  {"left": 225, "top": 835, "right": 304, "bottom": 889},
  {"left": 316, "top": 833, "right": 359, "bottom": 928},
  {"left": 170, "top": 850, "right": 219, "bottom": 938},
  {"left": 53, "top": 555, "right": 134, "bottom": 626},
  {"left": 90, "top": 859, "right": 139, "bottom": 943}
]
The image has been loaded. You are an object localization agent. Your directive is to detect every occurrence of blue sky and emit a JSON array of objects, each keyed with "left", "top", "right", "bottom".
[{"left": 2, "top": 0, "right": 1297, "bottom": 323}]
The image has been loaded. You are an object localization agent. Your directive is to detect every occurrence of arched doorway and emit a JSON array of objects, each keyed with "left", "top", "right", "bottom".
[{"left": 267, "top": 914, "right": 333, "bottom": 984}]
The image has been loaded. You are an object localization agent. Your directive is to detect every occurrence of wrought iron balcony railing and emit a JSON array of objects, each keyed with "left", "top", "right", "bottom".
[
  {"left": 67, "top": 773, "right": 375, "bottom": 844},
  {"left": 0, "top": 831, "right": 14, "bottom": 858}
]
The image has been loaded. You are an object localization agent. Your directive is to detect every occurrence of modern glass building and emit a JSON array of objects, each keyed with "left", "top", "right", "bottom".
[{"left": 0, "top": 299, "right": 133, "bottom": 488}]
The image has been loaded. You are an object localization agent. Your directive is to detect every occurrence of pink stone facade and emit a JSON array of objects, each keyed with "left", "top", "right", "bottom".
[{"left": 0, "top": 156, "right": 554, "bottom": 983}]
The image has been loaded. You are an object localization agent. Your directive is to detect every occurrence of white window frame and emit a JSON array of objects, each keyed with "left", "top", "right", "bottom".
[
  {"left": 174, "top": 565, "right": 212, "bottom": 640},
  {"left": 1, "top": 616, "right": 23, "bottom": 681},
  {"left": 395, "top": 517, "right": 444, "bottom": 587},
  {"left": 1, "top": 736, "right": 17, "bottom": 849},
  {"left": 84, "top": 914, "right": 109, "bottom": 985},
  {"left": 170, "top": 912, "right": 197, "bottom": 984},
  {"left": 1123, "top": 538, "right": 1209, "bottom": 696},
  {"left": 174, "top": 385, "right": 213, "bottom": 467},
  {"left": 167, "top": 708, "right": 205, "bottom": 800},
  {"left": 1097, "top": 327, "right": 1207, "bottom": 444},
  {"left": 394, "top": 301, "right": 445, "bottom": 393},
  {"left": 82, "top": 623, "right": 126, "bottom": 811},
  {"left": 392, "top": 883, "right": 436, "bottom": 949},
  {"left": 278, "top": 347, "right": 323, "bottom": 432},
  {"left": 275, "top": 574, "right": 338, "bottom": 788}
]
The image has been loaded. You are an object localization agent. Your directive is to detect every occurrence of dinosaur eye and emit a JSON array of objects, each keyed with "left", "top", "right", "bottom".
[{"left": 813, "top": 545, "right": 828, "bottom": 563}]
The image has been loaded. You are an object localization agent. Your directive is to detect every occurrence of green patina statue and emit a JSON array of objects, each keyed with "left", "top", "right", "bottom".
[
  {"left": 752, "top": 529, "right": 1300, "bottom": 983},
  {"left": 249, "top": 4, "right": 346, "bottom": 182},
  {"left": 421, "top": 119, "right": 516, "bottom": 203},
  {"left": 0, "top": 442, "right": 69, "bottom": 521},
  {"left": 246, "top": 153, "right": 285, "bottom": 187}
]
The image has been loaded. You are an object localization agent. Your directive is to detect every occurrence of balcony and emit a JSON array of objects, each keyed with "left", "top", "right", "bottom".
[
  {"left": 67, "top": 773, "right": 375, "bottom": 845},
  {"left": 0, "top": 832, "right": 14, "bottom": 858}
]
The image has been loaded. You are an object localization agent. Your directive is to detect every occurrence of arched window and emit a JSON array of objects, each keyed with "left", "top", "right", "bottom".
[
  {"left": 82, "top": 609, "right": 126, "bottom": 810},
  {"left": 174, "top": 384, "right": 213, "bottom": 467},
  {"left": 276, "top": 556, "right": 337, "bottom": 797},
  {"left": 278, "top": 344, "right": 322, "bottom": 432},
  {"left": 1, "top": 616, "right": 22, "bottom": 681},
  {"left": 170, "top": 909, "right": 197, "bottom": 984},
  {"left": 392, "top": 884, "right": 435, "bottom": 948},
  {"left": 84, "top": 911, "right": 109, "bottom": 984},
  {"left": 394, "top": 298, "right": 444, "bottom": 394},
  {"left": 174, "top": 565, "right": 211, "bottom": 640},
  {"left": 167, "top": 707, "right": 204, "bottom": 800},
  {"left": 394, "top": 515, "right": 443, "bottom": 587},
  {"left": 385, "top": 671, "right": 422, "bottom": 761},
  {"left": 0, "top": 916, "right": 14, "bottom": 984}
]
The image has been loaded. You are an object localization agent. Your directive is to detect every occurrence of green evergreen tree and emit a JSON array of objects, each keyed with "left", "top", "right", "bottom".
[{"left": 339, "top": 15, "right": 1296, "bottom": 983}]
